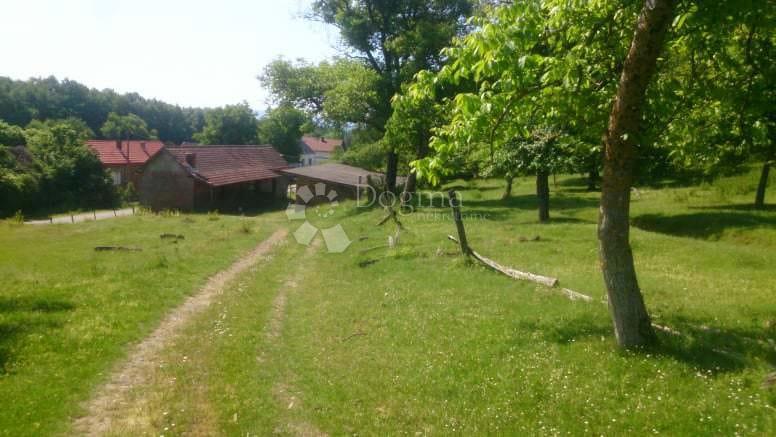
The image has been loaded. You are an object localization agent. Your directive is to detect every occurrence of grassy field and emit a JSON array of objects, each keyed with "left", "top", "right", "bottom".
[
  {"left": 1, "top": 169, "right": 774, "bottom": 435},
  {"left": 0, "top": 211, "right": 286, "bottom": 436},
  {"left": 67, "top": 169, "right": 773, "bottom": 435}
]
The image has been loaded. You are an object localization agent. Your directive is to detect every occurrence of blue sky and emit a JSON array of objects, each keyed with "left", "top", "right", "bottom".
[{"left": 0, "top": 0, "right": 339, "bottom": 110}]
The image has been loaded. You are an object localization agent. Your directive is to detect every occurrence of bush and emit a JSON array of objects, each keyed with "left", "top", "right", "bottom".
[
  {"left": 338, "top": 141, "right": 385, "bottom": 172},
  {"left": 0, "top": 119, "right": 119, "bottom": 217}
]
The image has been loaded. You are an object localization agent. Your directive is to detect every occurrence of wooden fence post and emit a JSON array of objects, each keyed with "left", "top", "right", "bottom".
[
  {"left": 448, "top": 190, "right": 471, "bottom": 256},
  {"left": 93, "top": 210, "right": 97, "bottom": 220}
]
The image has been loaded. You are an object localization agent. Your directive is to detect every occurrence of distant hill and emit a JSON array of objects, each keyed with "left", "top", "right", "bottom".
[{"left": 0, "top": 76, "right": 209, "bottom": 143}]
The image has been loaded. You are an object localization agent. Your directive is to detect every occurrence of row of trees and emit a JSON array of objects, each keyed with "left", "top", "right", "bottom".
[
  {"left": 264, "top": 0, "right": 772, "bottom": 348},
  {"left": 261, "top": 1, "right": 771, "bottom": 212},
  {"left": 386, "top": 0, "right": 772, "bottom": 347},
  {"left": 0, "top": 76, "right": 322, "bottom": 164},
  {"left": 396, "top": 1, "right": 773, "bottom": 211},
  {"left": 0, "top": 76, "right": 208, "bottom": 144}
]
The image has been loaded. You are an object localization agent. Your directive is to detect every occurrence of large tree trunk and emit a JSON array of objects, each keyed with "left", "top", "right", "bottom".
[
  {"left": 536, "top": 170, "right": 550, "bottom": 223},
  {"left": 385, "top": 150, "right": 399, "bottom": 193},
  {"left": 599, "top": 0, "right": 675, "bottom": 348},
  {"left": 755, "top": 160, "right": 771, "bottom": 208},
  {"left": 587, "top": 168, "right": 599, "bottom": 191},
  {"left": 402, "top": 139, "right": 429, "bottom": 194},
  {"left": 401, "top": 138, "right": 430, "bottom": 207}
]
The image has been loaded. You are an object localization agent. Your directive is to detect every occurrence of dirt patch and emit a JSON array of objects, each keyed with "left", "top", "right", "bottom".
[{"left": 71, "top": 228, "right": 288, "bottom": 436}]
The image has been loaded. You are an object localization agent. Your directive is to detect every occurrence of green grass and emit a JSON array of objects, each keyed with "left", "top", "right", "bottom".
[
  {"left": 0, "top": 211, "right": 285, "bottom": 436},
  {"left": 119, "top": 169, "right": 775, "bottom": 435},
  {"left": 1, "top": 168, "right": 775, "bottom": 435}
]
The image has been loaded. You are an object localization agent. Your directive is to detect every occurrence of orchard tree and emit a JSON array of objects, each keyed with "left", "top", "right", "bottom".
[
  {"left": 651, "top": 3, "right": 775, "bottom": 207},
  {"left": 598, "top": 0, "right": 677, "bottom": 347},
  {"left": 193, "top": 103, "right": 259, "bottom": 145},
  {"left": 384, "top": 80, "right": 441, "bottom": 197},
  {"left": 405, "top": 0, "right": 675, "bottom": 348},
  {"left": 408, "top": 1, "right": 642, "bottom": 214},
  {"left": 483, "top": 129, "right": 573, "bottom": 221}
]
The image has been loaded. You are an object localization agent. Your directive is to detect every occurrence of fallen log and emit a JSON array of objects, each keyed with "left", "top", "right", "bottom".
[
  {"left": 561, "top": 288, "right": 594, "bottom": 302},
  {"left": 160, "top": 233, "right": 185, "bottom": 240},
  {"left": 448, "top": 235, "right": 558, "bottom": 287},
  {"left": 94, "top": 246, "right": 142, "bottom": 252}
]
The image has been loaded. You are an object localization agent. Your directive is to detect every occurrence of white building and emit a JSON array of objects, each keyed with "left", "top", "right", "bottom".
[{"left": 299, "top": 136, "right": 343, "bottom": 166}]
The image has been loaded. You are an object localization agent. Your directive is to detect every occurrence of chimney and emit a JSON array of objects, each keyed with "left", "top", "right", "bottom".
[
  {"left": 320, "top": 136, "right": 325, "bottom": 142},
  {"left": 185, "top": 152, "right": 197, "bottom": 168},
  {"left": 116, "top": 140, "right": 122, "bottom": 150},
  {"left": 140, "top": 142, "right": 147, "bottom": 154}
]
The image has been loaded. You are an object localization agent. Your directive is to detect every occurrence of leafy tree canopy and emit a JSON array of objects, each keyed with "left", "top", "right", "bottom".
[
  {"left": 257, "top": 105, "right": 308, "bottom": 160},
  {"left": 100, "top": 113, "right": 154, "bottom": 140},
  {"left": 192, "top": 103, "right": 259, "bottom": 145},
  {"left": 0, "top": 120, "right": 26, "bottom": 147}
]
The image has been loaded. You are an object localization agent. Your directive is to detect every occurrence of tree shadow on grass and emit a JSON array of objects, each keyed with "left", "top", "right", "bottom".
[
  {"left": 0, "top": 297, "right": 74, "bottom": 375},
  {"left": 0, "top": 296, "right": 76, "bottom": 313},
  {"left": 523, "top": 312, "right": 775, "bottom": 373},
  {"left": 518, "top": 314, "right": 613, "bottom": 345},
  {"left": 632, "top": 212, "right": 776, "bottom": 240},
  {"left": 465, "top": 193, "right": 600, "bottom": 214},
  {"left": 650, "top": 317, "right": 776, "bottom": 373},
  {"left": 689, "top": 203, "right": 776, "bottom": 212}
]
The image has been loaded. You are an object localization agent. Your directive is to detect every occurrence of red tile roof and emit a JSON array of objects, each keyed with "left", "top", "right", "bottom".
[
  {"left": 86, "top": 140, "right": 164, "bottom": 165},
  {"left": 301, "top": 136, "right": 343, "bottom": 154},
  {"left": 167, "top": 145, "right": 288, "bottom": 187}
]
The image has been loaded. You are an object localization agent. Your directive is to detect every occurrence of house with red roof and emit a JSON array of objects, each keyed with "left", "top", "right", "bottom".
[
  {"left": 137, "top": 145, "right": 289, "bottom": 211},
  {"left": 86, "top": 140, "right": 165, "bottom": 187},
  {"left": 299, "top": 136, "right": 343, "bottom": 166}
]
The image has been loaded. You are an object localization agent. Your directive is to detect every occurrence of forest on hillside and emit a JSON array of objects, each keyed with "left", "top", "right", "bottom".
[{"left": 0, "top": 76, "right": 207, "bottom": 144}]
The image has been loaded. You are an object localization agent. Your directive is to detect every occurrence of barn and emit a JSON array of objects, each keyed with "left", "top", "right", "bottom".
[{"left": 138, "top": 145, "right": 289, "bottom": 211}]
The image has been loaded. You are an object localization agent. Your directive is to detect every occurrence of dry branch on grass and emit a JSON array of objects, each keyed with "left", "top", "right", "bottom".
[
  {"left": 447, "top": 235, "right": 561, "bottom": 288},
  {"left": 94, "top": 246, "right": 142, "bottom": 252}
]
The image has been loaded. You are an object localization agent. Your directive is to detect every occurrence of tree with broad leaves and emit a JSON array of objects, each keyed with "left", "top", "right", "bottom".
[
  {"left": 257, "top": 105, "right": 309, "bottom": 161},
  {"left": 483, "top": 129, "right": 574, "bottom": 222},
  {"left": 649, "top": 2, "right": 775, "bottom": 208},
  {"left": 405, "top": 0, "right": 678, "bottom": 348},
  {"left": 100, "top": 112, "right": 155, "bottom": 141},
  {"left": 192, "top": 103, "right": 259, "bottom": 145},
  {"left": 308, "top": 0, "right": 474, "bottom": 191}
]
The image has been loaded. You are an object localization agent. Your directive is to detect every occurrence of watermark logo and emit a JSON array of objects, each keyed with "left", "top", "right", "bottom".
[{"left": 286, "top": 182, "right": 352, "bottom": 253}]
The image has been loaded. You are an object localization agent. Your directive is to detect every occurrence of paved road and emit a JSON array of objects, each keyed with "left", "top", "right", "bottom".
[{"left": 26, "top": 208, "right": 135, "bottom": 225}]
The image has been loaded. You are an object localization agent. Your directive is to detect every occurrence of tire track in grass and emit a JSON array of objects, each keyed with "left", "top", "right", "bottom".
[
  {"left": 261, "top": 238, "right": 328, "bottom": 437},
  {"left": 72, "top": 228, "right": 288, "bottom": 436}
]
